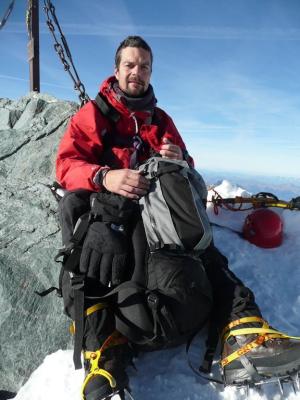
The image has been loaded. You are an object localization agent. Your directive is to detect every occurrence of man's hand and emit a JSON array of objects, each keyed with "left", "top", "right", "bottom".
[
  {"left": 159, "top": 137, "right": 183, "bottom": 160},
  {"left": 103, "top": 169, "right": 150, "bottom": 199}
]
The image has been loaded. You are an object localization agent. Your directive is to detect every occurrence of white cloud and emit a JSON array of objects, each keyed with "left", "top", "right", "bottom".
[
  {"left": 0, "top": 73, "right": 73, "bottom": 90},
  {"left": 6, "top": 20, "right": 300, "bottom": 40}
]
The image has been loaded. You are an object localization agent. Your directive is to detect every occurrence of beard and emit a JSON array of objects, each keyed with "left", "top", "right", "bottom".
[{"left": 125, "top": 80, "right": 147, "bottom": 97}]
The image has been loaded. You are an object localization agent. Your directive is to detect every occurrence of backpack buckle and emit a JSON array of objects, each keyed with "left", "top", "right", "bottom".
[
  {"left": 147, "top": 292, "right": 160, "bottom": 310},
  {"left": 71, "top": 274, "right": 85, "bottom": 290}
]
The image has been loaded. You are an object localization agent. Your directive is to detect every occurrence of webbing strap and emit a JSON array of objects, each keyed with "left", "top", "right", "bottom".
[
  {"left": 95, "top": 93, "right": 143, "bottom": 170},
  {"left": 224, "top": 336, "right": 262, "bottom": 383},
  {"left": 222, "top": 316, "right": 300, "bottom": 341},
  {"left": 221, "top": 334, "right": 266, "bottom": 368},
  {"left": 129, "top": 135, "right": 144, "bottom": 169},
  {"left": 73, "top": 277, "right": 85, "bottom": 369},
  {"left": 94, "top": 93, "right": 120, "bottom": 123},
  {"left": 81, "top": 281, "right": 158, "bottom": 345},
  {"left": 224, "top": 327, "right": 300, "bottom": 341},
  {"left": 59, "top": 212, "right": 91, "bottom": 272},
  {"left": 221, "top": 316, "right": 266, "bottom": 338},
  {"left": 85, "top": 303, "right": 107, "bottom": 316},
  {"left": 147, "top": 292, "right": 159, "bottom": 339},
  {"left": 222, "top": 316, "right": 269, "bottom": 341},
  {"left": 185, "top": 319, "right": 223, "bottom": 385},
  {"left": 35, "top": 286, "right": 61, "bottom": 297},
  {"left": 70, "top": 303, "right": 107, "bottom": 335},
  {"left": 220, "top": 316, "right": 300, "bottom": 368},
  {"left": 94, "top": 92, "right": 163, "bottom": 170},
  {"left": 199, "top": 320, "right": 219, "bottom": 373}
]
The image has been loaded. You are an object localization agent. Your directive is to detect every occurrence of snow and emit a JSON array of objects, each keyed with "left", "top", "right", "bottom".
[{"left": 13, "top": 179, "right": 300, "bottom": 400}]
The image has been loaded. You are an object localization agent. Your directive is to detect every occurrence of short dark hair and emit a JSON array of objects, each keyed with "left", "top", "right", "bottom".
[{"left": 115, "top": 36, "right": 153, "bottom": 68}]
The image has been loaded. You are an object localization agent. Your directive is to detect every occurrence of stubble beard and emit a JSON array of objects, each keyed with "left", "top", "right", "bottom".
[{"left": 126, "top": 82, "right": 146, "bottom": 97}]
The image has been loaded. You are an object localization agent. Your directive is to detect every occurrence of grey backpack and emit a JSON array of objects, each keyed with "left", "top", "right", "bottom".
[{"left": 138, "top": 157, "right": 213, "bottom": 253}]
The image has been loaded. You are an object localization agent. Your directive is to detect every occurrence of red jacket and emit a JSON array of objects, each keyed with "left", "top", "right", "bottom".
[{"left": 56, "top": 76, "right": 193, "bottom": 191}]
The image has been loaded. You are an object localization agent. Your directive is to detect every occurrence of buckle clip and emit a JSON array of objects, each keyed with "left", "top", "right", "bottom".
[
  {"left": 71, "top": 274, "right": 85, "bottom": 290},
  {"left": 147, "top": 292, "right": 160, "bottom": 310}
]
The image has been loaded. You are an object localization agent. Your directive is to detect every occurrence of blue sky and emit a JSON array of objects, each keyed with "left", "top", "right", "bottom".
[{"left": 1, "top": 0, "right": 300, "bottom": 179}]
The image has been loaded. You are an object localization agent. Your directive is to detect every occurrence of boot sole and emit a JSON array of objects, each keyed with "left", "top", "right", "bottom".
[{"left": 224, "top": 361, "right": 300, "bottom": 385}]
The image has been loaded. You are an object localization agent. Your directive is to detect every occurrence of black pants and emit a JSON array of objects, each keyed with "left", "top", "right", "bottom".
[{"left": 200, "top": 244, "right": 261, "bottom": 331}]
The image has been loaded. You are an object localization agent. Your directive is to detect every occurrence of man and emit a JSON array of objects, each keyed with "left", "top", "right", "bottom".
[{"left": 56, "top": 36, "right": 300, "bottom": 400}]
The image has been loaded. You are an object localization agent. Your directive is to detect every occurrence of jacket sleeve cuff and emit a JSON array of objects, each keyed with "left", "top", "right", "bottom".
[{"left": 93, "top": 167, "right": 110, "bottom": 188}]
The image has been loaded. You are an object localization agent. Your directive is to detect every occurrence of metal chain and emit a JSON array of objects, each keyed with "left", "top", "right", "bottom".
[
  {"left": 0, "top": 0, "right": 15, "bottom": 30},
  {"left": 43, "top": 0, "right": 90, "bottom": 106}
]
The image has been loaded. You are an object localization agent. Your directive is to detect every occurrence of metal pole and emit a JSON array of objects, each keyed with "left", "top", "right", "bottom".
[{"left": 27, "top": 0, "right": 40, "bottom": 92}]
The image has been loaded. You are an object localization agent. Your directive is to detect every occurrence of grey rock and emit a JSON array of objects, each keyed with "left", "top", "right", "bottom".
[
  {"left": 0, "top": 98, "right": 11, "bottom": 108},
  {"left": 0, "top": 93, "right": 79, "bottom": 392},
  {"left": 0, "top": 109, "right": 10, "bottom": 130}
]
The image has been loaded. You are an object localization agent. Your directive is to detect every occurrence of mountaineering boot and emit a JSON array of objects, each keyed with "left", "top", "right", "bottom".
[
  {"left": 82, "top": 331, "right": 134, "bottom": 400},
  {"left": 221, "top": 316, "right": 300, "bottom": 386}
]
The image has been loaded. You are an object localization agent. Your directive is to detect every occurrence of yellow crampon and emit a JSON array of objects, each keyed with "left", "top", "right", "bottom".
[
  {"left": 81, "top": 330, "right": 128, "bottom": 400},
  {"left": 81, "top": 349, "right": 116, "bottom": 399},
  {"left": 68, "top": 303, "right": 127, "bottom": 399},
  {"left": 220, "top": 316, "right": 300, "bottom": 368}
]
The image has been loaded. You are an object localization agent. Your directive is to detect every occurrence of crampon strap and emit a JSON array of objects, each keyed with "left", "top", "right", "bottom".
[
  {"left": 187, "top": 316, "right": 300, "bottom": 386},
  {"left": 81, "top": 331, "right": 128, "bottom": 400},
  {"left": 221, "top": 316, "right": 300, "bottom": 368}
]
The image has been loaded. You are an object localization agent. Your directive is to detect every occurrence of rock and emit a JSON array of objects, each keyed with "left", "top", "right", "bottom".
[
  {"left": 0, "top": 108, "right": 10, "bottom": 130},
  {"left": 0, "top": 92, "right": 79, "bottom": 392}
]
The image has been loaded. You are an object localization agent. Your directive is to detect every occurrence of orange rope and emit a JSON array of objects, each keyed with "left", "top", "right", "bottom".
[{"left": 209, "top": 189, "right": 255, "bottom": 215}]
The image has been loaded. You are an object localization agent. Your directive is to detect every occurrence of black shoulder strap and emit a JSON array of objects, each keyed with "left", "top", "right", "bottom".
[
  {"left": 94, "top": 92, "right": 162, "bottom": 167},
  {"left": 151, "top": 107, "right": 162, "bottom": 126},
  {"left": 94, "top": 92, "right": 121, "bottom": 124}
]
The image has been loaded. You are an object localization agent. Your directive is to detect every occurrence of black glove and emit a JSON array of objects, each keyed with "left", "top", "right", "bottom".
[
  {"left": 80, "top": 221, "right": 129, "bottom": 287},
  {"left": 90, "top": 192, "right": 135, "bottom": 224},
  {"left": 79, "top": 192, "right": 135, "bottom": 288}
]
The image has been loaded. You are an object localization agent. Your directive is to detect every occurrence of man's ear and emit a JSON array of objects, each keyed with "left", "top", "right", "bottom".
[{"left": 114, "top": 67, "right": 119, "bottom": 80}]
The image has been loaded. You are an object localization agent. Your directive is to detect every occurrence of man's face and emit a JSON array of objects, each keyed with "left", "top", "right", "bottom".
[{"left": 115, "top": 47, "right": 152, "bottom": 97}]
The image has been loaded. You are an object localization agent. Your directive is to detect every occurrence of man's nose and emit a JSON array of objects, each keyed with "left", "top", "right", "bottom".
[{"left": 131, "top": 65, "right": 141, "bottom": 75}]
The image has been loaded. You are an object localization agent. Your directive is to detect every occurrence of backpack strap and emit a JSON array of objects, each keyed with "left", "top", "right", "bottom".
[
  {"left": 94, "top": 92, "right": 162, "bottom": 169},
  {"left": 36, "top": 210, "right": 92, "bottom": 369},
  {"left": 85, "top": 281, "right": 156, "bottom": 344},
  {"left": 85, "top": 281, "right": 180, "bottom": 347},
  {"left": 94, "top": 92, "right": 121, "bottom": 124},
  {"left": 71, "top": 273, "right": 86, "bottom": 369}
]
